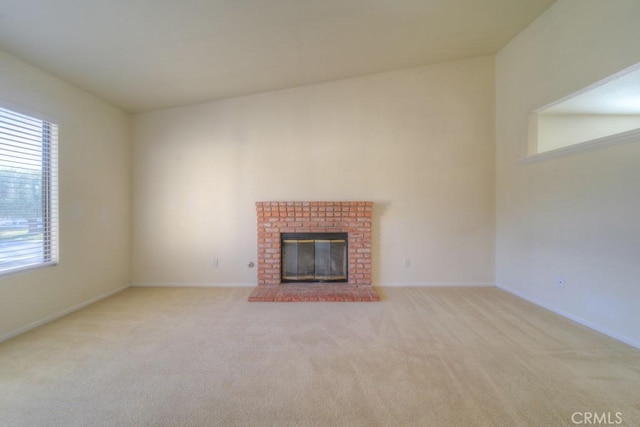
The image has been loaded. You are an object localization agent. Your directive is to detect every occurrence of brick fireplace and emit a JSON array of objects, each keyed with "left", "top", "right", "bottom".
[{"left": 248, "top": 201, "right": 379, "bottom": 302}]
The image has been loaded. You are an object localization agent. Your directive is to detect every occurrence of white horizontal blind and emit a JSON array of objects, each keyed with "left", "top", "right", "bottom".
[{"left": 0, "top": 107, "right": 58, "bottom": 275}]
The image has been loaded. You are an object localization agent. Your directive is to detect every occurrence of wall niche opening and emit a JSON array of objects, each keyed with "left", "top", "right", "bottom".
[{"left": 527, "top": 61, "right": 640, "bottom": 160}]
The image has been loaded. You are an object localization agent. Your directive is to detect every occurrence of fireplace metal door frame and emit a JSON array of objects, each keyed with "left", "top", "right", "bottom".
[{"left": 281, "top": 232, "right": 348, "bottom": 283}]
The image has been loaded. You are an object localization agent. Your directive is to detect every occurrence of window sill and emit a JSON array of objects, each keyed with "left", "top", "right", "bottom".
[
  {"left": 520, "top": 127, "right": 640, "bottom": 164},
  {"left": 0, "top": 261, "right": 59, "bottom": 279}
]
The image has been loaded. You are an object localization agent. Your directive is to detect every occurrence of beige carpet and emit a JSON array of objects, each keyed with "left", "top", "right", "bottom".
[{"left": 1, "top": 287, "right": 639, "bottom": 426}]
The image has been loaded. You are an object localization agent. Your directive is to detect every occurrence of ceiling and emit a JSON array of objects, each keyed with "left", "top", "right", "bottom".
[{"left": 0, "top": 0, "right": 556, "bottom": 113}]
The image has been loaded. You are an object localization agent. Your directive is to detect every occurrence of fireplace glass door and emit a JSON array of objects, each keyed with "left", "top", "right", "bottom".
[{"left": 281, "top": 233, "right": 347, "bottom": 282}]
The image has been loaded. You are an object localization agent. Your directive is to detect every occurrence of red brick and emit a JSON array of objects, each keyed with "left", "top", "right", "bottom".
[{"left": 255, "top": 201, "right": 374, "bottom": 290}]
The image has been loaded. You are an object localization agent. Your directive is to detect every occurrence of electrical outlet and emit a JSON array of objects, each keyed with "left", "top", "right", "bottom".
[
  {"left": 556, "top": 278, "right": 565, "bottom": 289},
  {"left": 212, "top": 258, "right": 218, "bottom": 268},
  {"left": 403, "top": 258, "right": 411, "bottom": 268}
]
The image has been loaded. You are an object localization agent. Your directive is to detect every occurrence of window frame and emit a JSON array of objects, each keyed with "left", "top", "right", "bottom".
[{"left": 0, "top": 106, "right": 59, "bottom": 276}]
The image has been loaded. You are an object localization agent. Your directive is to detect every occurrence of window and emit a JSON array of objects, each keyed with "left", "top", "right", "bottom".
[
  {"left": 526, "top": 62, "right": 640, "bottom": 161},
  {"left": 0, "top": 106, "right": 58, "bottom": 275}
]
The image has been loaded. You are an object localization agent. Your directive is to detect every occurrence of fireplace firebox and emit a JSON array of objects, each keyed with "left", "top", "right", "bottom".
[{"left": 281, "top": 233, "right": 347, "bottom": 282}]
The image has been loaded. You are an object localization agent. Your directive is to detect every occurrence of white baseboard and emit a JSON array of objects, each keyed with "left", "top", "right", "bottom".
[
  {"left": 131, "top": 282, "right": 256, "bottom": 288},
  {"left": 132, "top": 282, "right": 496, "bottom": 288},
  {"left": 497, "top": 283, "right": 640, "bottom": 350},
  {"left": 0, "top": 285, "right": 129, "bottom": 344},
  {"left": 379, "top": 282, "right": 495, "bottom": 288}
]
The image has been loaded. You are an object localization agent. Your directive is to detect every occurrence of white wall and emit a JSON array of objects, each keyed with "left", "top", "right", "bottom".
[
  {"left": 133, "top": 56, "right": 495, "bottom": 287},
  {"left": 496, "top": 0, "right": 640, "bottom": 347},
  {"left": 0, "top": 50, "right": 131, "bottom": 340}
]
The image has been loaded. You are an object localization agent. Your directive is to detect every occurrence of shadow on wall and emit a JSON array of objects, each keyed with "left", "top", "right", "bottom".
[{"left": 371, "top": 201, "right": 390, "bottom": 286}]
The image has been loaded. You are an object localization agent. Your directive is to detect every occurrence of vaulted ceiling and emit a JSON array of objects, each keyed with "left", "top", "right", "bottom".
[{"left": 0, "top": 0, "right": 555, "bottom": 112}]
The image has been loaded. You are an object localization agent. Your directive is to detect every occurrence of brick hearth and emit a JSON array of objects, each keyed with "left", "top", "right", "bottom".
[
  {"left": 248, "top": 283, "right": 379, "bottom": 302},
  {"left": 249, "top": 201, "right": 379, "bottom": 302}
]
